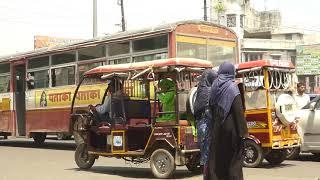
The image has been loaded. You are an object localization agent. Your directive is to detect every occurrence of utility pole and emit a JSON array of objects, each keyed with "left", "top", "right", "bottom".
[
  {"left": 119, "top": 0, "right": 126, "bottom": 31},
  {"left": 93, "top": 0, "right": 97, "bottom": 38},
  {"left": 204, "top": 0, "right": 208, "bottom": 21}
]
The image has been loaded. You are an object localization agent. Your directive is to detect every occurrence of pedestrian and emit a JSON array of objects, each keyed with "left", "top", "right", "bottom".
[
  {"left": 206, "top": 61, "right": 248, "bottom": 180},
  {"left": 193, "top": 69, "right": 218, "bottom": 176},
  {"left": 294, "top": 82, "right": 310, "bottom": 109}
]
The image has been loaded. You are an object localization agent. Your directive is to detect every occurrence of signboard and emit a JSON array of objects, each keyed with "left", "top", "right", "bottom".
[
  {"left": 296, "top": 45, "right": 320, "bottom": 75},
  {"left": 34, "top": 84, "right": 106, "bottom": 108},
  {"left": 34, "top": 35, "right": 83, "bottom": 49}
]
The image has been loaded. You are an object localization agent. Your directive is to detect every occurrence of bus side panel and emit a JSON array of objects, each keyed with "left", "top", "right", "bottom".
[
  {"left": 25, "top": 108, "right": 70, "bottom": 135},
  {"left": 0, "top": 92, "right": 14, "bottom": 134},
  {"left": 0, "top": 110, "right": 14, "bottom": 133}
]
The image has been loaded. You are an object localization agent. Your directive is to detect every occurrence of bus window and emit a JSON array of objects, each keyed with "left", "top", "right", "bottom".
[
  {"left": 176, "top": 36, "right": 207, "bottom": 60},
  {"left": 133, "top": 53, "right": 167, "bottom": 62},
  {"left": 133, "top": 35, "right": 168, "bottom": 52},
  {"left": 52, "top": 51, "right": 75, "bottom": 65},
  {"left": 26, "top": 71, "right": 49, "bottom": 89},
  {"left": 78, "top": 62, "right": 102, "bottom": 79},
  {"left": 51, "top": 66, "right": 75, "bottom": 87},
  {"left": 207, "top": 39, "right": 236, "bottom": 66},
  {"left": 0, "top": 75, "right": 10, "bottom": 93},
  {"left": 108, "top": 42, "right": 130, "bottom": 56},
  {"left": 27, "top": 57, "right": 50, "bottom": 90},
  {"left": 78, "top": 45, "right": 105, "bottom": 61},
  {"left": 108, "top": 57, "right": 130, "bottom": 65}
]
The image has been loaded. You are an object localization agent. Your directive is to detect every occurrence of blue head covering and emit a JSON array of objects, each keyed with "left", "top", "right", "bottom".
[
  {"left": 194, "top": 69, "right": 218, "bottom": 116},
  {"left": 209, "top": 61, "right": 240, "bottom": 121}
]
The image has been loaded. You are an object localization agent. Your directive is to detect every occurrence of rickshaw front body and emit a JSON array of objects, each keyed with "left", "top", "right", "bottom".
[
  {"left": 70, "top": 58, "right": 212, "bottom": 178},
  {"left": 236, "top": 59, "right": 300, "bottom": 167}
]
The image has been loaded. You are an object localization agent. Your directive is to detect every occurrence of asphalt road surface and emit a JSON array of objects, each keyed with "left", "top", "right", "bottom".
[{"left": 0, "top": 137, "right": 319, "bottom": 180}]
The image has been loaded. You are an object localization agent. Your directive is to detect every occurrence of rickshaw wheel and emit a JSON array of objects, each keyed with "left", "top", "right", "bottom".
[
  {"left": 265, "top": 149, "right": 286, "bottom": 165},
  {"left": 242, "top": 140, "right": 263, "bottom": 168},
  {"left": 185, "top": 154, "right": 202, "bottom": 174},
  {"left": 75, "top": 143, "right": 95, "bottom": 169},
  {"left": 150, "top": 148, "right": 176, "bottom": 179},
  {"left": 285, "top": 147, "right": 300, "bottom": 160},
  {"left": 32, "top": 132, "right": 46, "bottom": 145}
]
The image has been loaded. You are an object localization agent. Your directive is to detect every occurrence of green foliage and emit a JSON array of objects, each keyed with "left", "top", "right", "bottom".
[{"left": 214, "top": 1, "right": 226, "bottom": 13}]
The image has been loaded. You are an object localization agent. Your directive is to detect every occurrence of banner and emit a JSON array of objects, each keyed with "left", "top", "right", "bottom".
[
  {"left": 34, "top": 84, "right": 106, "bottom": 108},
  {"left": 296, "top": 45, "right": 320, "bottom": 75},
  {"left": 34, "top": 35, "right": 83, "bottom": 49}
]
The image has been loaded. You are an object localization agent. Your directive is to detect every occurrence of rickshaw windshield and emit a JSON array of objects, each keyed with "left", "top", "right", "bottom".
[{"left": 72, "top": 76, "right": 108, "bottom": 113}]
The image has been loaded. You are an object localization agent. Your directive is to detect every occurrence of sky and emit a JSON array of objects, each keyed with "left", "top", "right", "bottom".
[{"left": 0, "top": 0, "right": 318, "bottom": 56}]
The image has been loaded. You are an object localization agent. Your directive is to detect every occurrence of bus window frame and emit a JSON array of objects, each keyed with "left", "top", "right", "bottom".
[
  {"left": 50, "top": 63, "right": 76, "bottom": 88},
  {"left": 0, "top": 73, "right": 11, "bottom": 93}
]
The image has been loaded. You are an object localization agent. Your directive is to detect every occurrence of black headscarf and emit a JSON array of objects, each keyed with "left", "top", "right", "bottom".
[
  {"left": 194, "top": 69, "right": 218, "bottom": 117},
  {"left": 209, "top": 61, "right": 240, "bottom": 121}
]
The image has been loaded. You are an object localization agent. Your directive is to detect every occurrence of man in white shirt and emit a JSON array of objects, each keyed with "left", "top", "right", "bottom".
[{"left": 294, "top": 82, "right": 310, "bottom": 109}]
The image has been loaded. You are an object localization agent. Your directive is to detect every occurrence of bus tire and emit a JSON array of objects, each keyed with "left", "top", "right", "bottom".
[
  {"left": 285, "top": 147, "right": 300, "bottom": 160},
  {"left": 265, "top": 149, "right": 286, "bottom": 165},
  {"left": 242, "top": 140, "right": 264, "bottom": 168},
  {"left": 75, "top": 143, "right": 95, "bottom": 169},
  {"left": 150, "top": 148, "right": 176, "bottom": 179},
  {"left": 32, "top": 133, "right": 46, "bottom": 145}
]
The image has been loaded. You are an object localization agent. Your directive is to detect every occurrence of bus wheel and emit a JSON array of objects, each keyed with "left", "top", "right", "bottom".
[
  {"left": 75, "top": 143, "right": 95, "bottom": 169},
  {"left": 265, "top": 149, "right": 286, "bottom": 165},
  {"left": 285, "top": 147, "right": 300, "bottom": 160},
  {"left": 150, "top": 148, "right": 176, "bottom": 179},
  {"left": 242, "top": 140, "right": 263, "bottom": 168},
  {"left": 32, "top": 133, "right": 46, "bottom": 145}
]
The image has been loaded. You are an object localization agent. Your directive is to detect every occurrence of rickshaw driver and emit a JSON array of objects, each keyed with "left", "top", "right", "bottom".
[{"left": 89, "top": 80, "right": 122, "bottom": 124}]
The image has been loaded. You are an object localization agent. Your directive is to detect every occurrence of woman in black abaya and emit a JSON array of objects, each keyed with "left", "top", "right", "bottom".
[{"left": 205, "top": 62, "right": 248, "bottom": 180}]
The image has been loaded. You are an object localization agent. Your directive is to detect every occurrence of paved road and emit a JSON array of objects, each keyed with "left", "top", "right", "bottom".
[{"left": 0, "top": 138, "right": 319, "bottom": 180}]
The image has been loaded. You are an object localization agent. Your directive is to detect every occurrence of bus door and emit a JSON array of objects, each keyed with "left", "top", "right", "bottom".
[{"left": 14, "top": 64, "right": 26, "bottom": 136}]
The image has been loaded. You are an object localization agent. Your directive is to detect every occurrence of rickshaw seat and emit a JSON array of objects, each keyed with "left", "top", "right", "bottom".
[
  {"left": 97, "top": 124, "right": 111, "bottom": 134},
  {"left": 129, "top": 118, "right": 149, "bottom": 127}
]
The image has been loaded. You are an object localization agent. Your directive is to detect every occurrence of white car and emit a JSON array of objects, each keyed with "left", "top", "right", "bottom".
[{"left": 287, "top": 96, "right": 320, "bottom": 159}]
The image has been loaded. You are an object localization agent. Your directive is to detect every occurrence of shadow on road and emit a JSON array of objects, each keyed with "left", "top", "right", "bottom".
[
  {"left": 258, "top": 161, "right": 296, "bottom": 169},
  {"left": 68, "top": 166, "right": 201, "bottom": 179},
  {"left": 0, "top": 139, "right": 76, "bottom": 151},
  {"left": 291, "top": 154, "right": 320, "bottom": 162}
]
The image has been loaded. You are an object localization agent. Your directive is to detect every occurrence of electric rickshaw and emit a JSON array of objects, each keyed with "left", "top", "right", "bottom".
[
  {"left": 70, "top": 58, "right": 212, "bottom": 179},
  {"left": 236, "top": 59, "right": 301, "bottom": 167}
]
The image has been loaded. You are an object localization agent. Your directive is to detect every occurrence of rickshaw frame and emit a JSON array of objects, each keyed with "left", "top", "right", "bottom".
[{"left": 70, "top": 58, "right": 212, "bottom": 178}]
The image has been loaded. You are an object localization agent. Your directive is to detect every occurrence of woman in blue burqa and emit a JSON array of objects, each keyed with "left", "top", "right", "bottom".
[
  {"left": 205, "top": 62, "right": 248, "bottom": 180},
  {"left": 193, "top": 69, "right": 218, "bottom": 175}
]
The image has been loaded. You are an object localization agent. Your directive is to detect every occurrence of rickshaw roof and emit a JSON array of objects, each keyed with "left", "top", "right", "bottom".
[
  {"left": 236, "top": 59, "right": 295, "bottom": 70},
  {"left": 84, "top": 58, "right": 213, "bottom": 76}
]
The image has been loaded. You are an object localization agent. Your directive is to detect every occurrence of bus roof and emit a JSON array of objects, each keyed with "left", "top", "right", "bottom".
[
  {"left": 0, "top": 20, "right": 233, "bottom": 63},
  {"left": 236, "top": 59, "right": 295, "bottom": 70},
  {"left": 84, "top": 58, "right": 212, "bottom": 76}
]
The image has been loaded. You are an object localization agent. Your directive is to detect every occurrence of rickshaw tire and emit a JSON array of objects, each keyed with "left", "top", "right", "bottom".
[
  {"left": 73, "top": 131, "right": 84, "bottom": 145},
  {"left": 265, "top": 149, "right": 286, "bottom": 165},
  {"left": 150, "top": 148, "right": 176, "bottom": 179},
  {"left": 285, "top": 147, "right": 300, "bottom": 160},
  {"left": 242, "top": 140, "right": 264, "bottom": 168},
  {"left": 185, "top": 153, "right": 202, "bottom": 174},
  {"left": 75, "top": 143, "right": 95, "bottom": 169},
  {"left": 32, "top": 132, "right": 46, "bottom": 145}
]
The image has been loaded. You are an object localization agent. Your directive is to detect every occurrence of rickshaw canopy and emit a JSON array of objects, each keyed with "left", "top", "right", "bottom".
[
  {"left": 235, "top": 59, "right": 295, "bottom": 71},
  {"left": 84, "top": 58, "right": 213, "bottom": 77}
]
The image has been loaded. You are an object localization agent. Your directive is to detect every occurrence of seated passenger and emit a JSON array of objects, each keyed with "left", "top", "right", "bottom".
[
  {"left": 89, "top": 80, "right": 123, "bottom": 124},
  {"left": 156, "top": 78, "right": 176, "bottom": 122}
]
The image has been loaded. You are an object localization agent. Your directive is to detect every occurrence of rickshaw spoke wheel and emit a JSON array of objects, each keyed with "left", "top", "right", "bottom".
[{"left": 242, "top": 140, "right": 263, "bottom": 168}]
